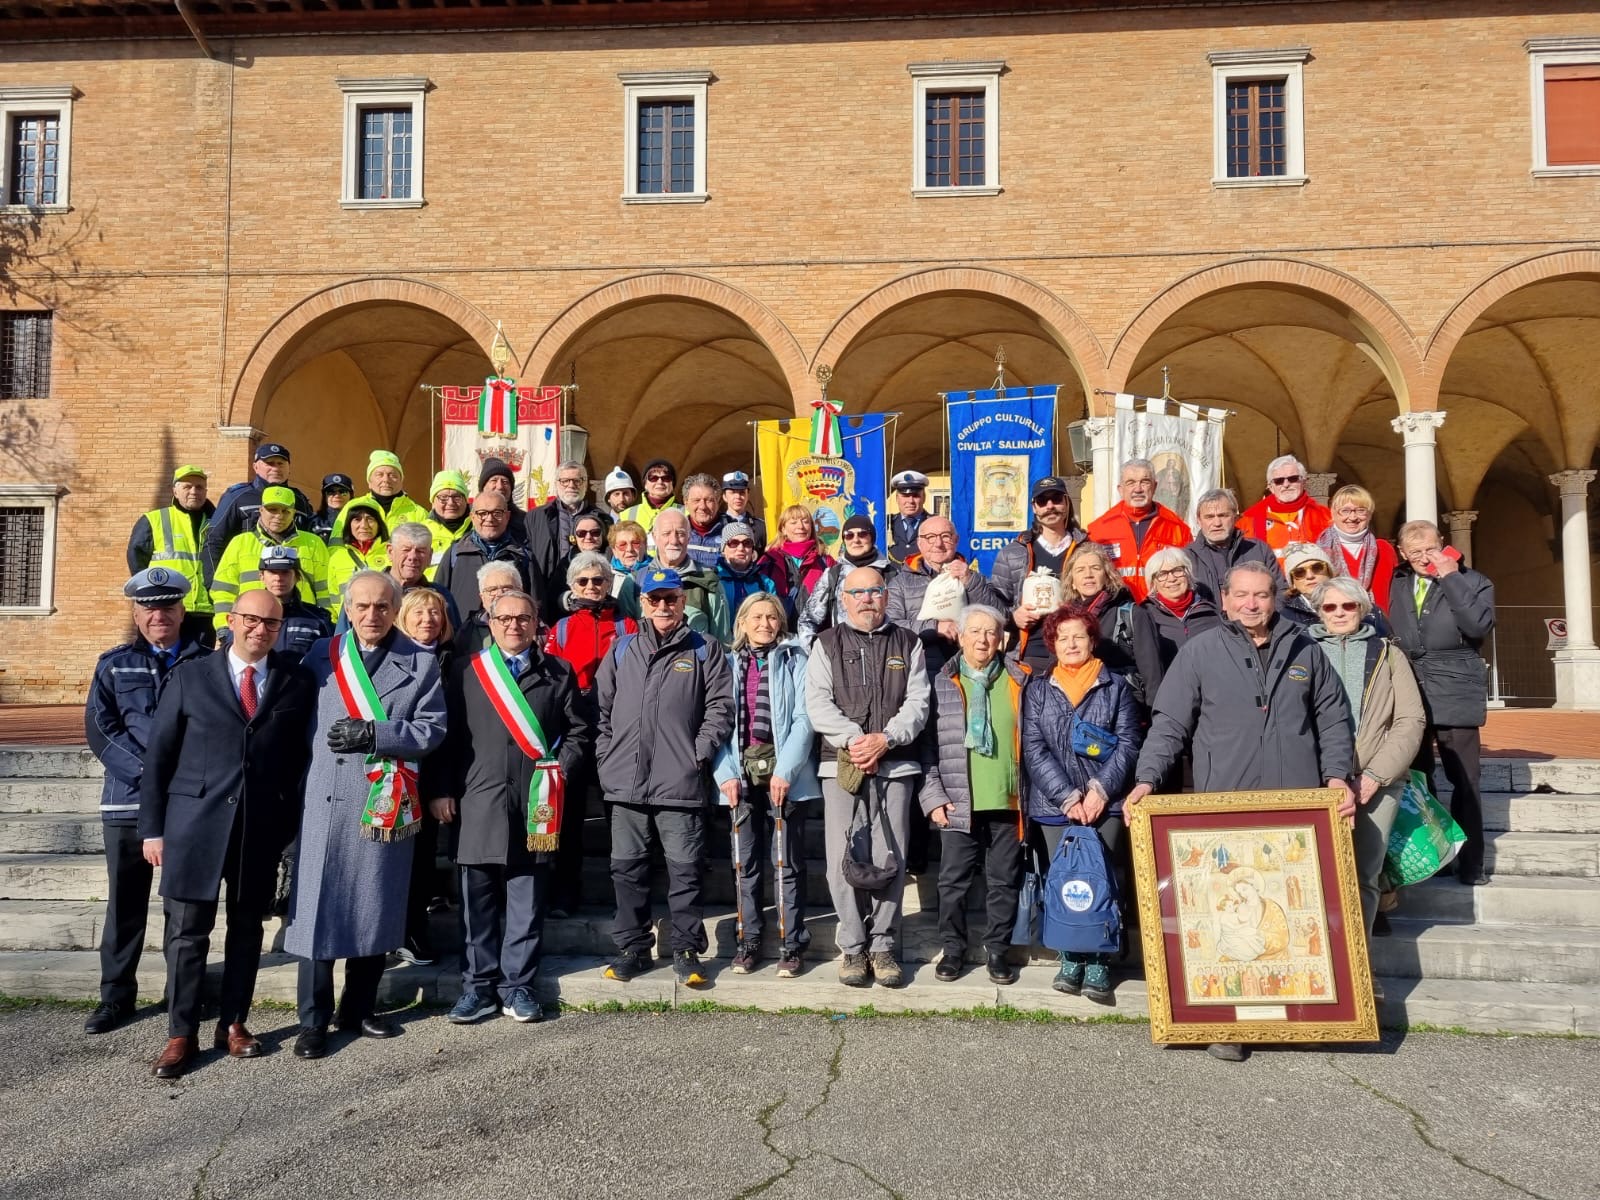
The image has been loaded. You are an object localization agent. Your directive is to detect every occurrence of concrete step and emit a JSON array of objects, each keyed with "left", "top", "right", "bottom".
[
  {"left": 1396, "top": 874, "right": 1600, "bottom": 927},
  {"left": 0, "top": 813, "right": 104, "bottom": 853},
  {"left": 1369, "top": 918, "right": 1600, "bottom": 985},
  {"left": 1483, "top": 831, "right": 1600, "bottom": 877},
  {"left": 1, "top": 949, "right": 1595, "bottom": 1036},
  {"left": 0, "top": 746, "right": 99, "bottom": 779},
  {"left": 1482, "top": 793, "right": 1600, "bottom": 834},
  {"left": 0, "top": 777, "right": 103, "bottom": 814}
]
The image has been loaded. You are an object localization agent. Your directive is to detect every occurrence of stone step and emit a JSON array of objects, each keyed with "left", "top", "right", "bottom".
[
  {"left": 0, "top": 813, "right": 104, "bottom": 853},
  {"left": 1483, "top": 831, "right": 1600, "bottom": 877},
  {"left": 1482, "top": 793, "right": 1600, "bottom": 834},
  {"left": 1395, "top": 874, "right": 1600, "bottom": 927},
  {"left": 0, "top": 777, "right": 103, "bottom": 814},
  {"left": 0, "top": 746, "right": 99, "bottom": 780},
  {"left": 1, "top": 949, "right": 1595, "bottom": 1036},
  {"left": 1369, "top": 918, "right": 1600, "bottom": 985}
]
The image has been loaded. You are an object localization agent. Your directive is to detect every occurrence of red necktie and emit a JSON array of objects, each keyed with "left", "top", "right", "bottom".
[{"left": 241, "top": 664, "right": 258, "bottom": 720}]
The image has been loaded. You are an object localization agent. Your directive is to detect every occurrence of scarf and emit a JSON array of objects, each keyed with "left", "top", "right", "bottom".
[
  {"left": 779, "top": 539, "right": 816, "bottom": 564},
  {"left": 1314, "top": 624, "right": 1374, "bottom": 728},
  {"left": 351, "top": 537, "right": 375, "bottom": 555},
  {"left": 1268, "top": 491, "right": 1311, "bottom": 515},
  {"left": 1157, "top": 590, "right": 1194, "bottom": 618},
  {"left": 1053, "top": 656, "right": 1103, "bottom": 707},
  {"left": 329, "top": 634, "right": 421, "bottom": 842},
  {"left": 958, "top": 657, "right": 1005, "bottom": 756},
  {"left": 1081, "top": 589, "right": 1117, "bottom": 624},
  {"left": 1316, "top": 525, "right": 1377, "bottom": 592},
  {"left": 739, "top": 646, "right": 774, "bottom": 749}
]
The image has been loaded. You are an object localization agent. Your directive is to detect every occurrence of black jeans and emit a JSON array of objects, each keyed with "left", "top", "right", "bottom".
[
  {"left": 99, "top": 823, "right": 155, "bottom": 1008},
  {"left": 296, "top": 955, "right": 387, "bottom": 1029},
  {"left": 1417, "top": 725, "right": 1484, "bottom": 875},
  {"left": 936, "top": 810, "right": 1023, "bottom": 957},
  {"left": 609, "top": 803, "right": 707, "bottom": 955}
]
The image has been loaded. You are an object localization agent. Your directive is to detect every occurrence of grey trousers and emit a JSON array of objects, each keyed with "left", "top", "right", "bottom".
[
  {"left": 822, "top": 776, "right": 913, "bottom": 957},
  {"left": 1353, "top": 782, "right": 1402, "bottom": 936}
]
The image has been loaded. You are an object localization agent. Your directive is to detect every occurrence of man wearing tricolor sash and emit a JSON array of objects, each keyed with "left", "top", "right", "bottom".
[
  {"left": 423, "top": 589, "right": 592, "bottom": 1024},
  {"left": 283, "top": 570, "right": 447, "bottom": 1060}
]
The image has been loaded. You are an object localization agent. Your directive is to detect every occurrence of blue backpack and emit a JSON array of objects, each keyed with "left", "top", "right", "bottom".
[{"left": 1041, "top": 825, "right": 1122, "bottom": 955}]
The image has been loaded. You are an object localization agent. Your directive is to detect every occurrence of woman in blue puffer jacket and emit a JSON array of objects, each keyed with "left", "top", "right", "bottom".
[{"left": 1021, "top": 602, "right": 1144, "bottom": 1003}]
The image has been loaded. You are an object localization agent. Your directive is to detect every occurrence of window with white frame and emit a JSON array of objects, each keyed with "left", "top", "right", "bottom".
[
  {"left": 336, "top": 77, "right": 428, "bottom": 207},
  {"left": 619, "top": 70, "right": 711, "bottom": 202},
  {"left": 0, "top": 85, "right": 73, "bottom": 211},
  {"left": 0, "top": 484, "right": 65, "bottom": 614},
  {"left": 1208, "top": 49, "right": 1309, "bottom": 187},
  {"left": 1527, "top": 37, "right": 1600, "bottom": 176},
  {"left": 908, "top": 61, "right": 1003, "bottom": 196}
]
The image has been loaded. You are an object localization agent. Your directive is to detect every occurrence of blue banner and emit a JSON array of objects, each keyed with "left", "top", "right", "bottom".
[
  {"left": 837, "top": 413, "right": 891, "bottom": 549},
  {"left": 945, "top": 387, "right": 1058, "bottom": 573}
]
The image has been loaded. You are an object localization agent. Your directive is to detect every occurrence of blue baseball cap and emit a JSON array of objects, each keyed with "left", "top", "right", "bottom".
[{"left": 640, "top": 568, "right": 684, "bottom": 595}]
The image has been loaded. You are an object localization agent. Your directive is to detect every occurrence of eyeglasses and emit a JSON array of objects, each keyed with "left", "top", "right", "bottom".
[
  {"left": 575, "top": 528, "right": 604, "bottom": 539},
  {"left": 557, "top": 476, "right": 586, "bottom": 486},
  {"left": 645, "top": 472, "right": 673, "bottom": 483},
  {"left": 919, "top": 531, "right": 956, "bottom": 543},
  {"left": 491, "top": 614, "right": 535, "bottom": 626},
  {"left": 1153, "top": 567, "right": 1189, "bottom": 581},
  {"left": 233, "top": 612, "right": 284, "bottom": 633},
  {"left": 842, "top": 530, "right": 872, "bottom": 540},
  {"left": 642, "top": 593, "right": 683, "bottom": 607},
  {"left": 1320, "top": 601, "right": 1360, "bottom": 614},
  {"left": 1271, "top": 474, "right": 1304, "bottom": 486},
  {"left": 1334, "top": 506, "right": 1370, "bottom": 517},
  {"left": 1034, "top": 493, "right": 1067, "bottom": 506},
  {"left": 723, "top": 539, "right": 754, "bottom": 549},
  {"left": 1291, "top": 564, "right": 1330, "bottom": 578},
  {"left": 843, "top": 586, "right": 886, "bottom": 598},
  {"left": 573, "top": 576, "right": 606, "bottom": 587},
  {"left": 475, "top": 509, "right": 509, "bottom": 519}
]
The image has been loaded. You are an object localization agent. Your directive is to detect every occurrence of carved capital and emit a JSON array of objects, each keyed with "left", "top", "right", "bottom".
[
  {"left": 1390, "top": 411, "right": 1447, "bottom": 443},
  {"left": 1549, "top": 469, "right": 1598, "bottom": 498}
]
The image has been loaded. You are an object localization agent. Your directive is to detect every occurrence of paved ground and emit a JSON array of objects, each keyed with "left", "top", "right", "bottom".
[{"left": 0, "top": 1003, "right": 1594, "bottom": 1200}]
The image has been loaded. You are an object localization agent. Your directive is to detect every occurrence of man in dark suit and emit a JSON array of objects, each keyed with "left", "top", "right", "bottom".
[
  {"left": 424, "top": 589, "right": 592, "bottom": 1025},
  {"left": 139, "top": 588, "right": 317, "bottom": 1079}
]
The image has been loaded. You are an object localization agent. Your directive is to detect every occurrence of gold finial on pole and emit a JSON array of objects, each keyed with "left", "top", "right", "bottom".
[
  {"left": 489, "top": 321, "right": 511, "bottom": 377},
  {"left": 993, "top": 344, "right": 1008, "bottom": 390},
  {"left": 815, "top": 362, "right": 833, "bottom": 403}
]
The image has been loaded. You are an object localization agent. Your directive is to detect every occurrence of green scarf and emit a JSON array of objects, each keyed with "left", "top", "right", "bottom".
[{"left": 957, "top": 657, "right": 1005, "bottom": 757}]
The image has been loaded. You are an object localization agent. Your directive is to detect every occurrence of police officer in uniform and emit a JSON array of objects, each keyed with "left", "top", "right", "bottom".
[
  {"left": 202, "top": 442, "right": 316, "bottom": 586},
  {"left": 127, "top": 465, "right": 214, "bottom": 619},
  {"left": 312, "top": 472, "right": 354, "bottom": 541},
  {"left": 82, "top": 568, "right": 212, "bottom": 1035},
  {"left": 720, "top": 471, "right": 767, "bottom": 551},
  {"left": 887, "top": 469, "right": 932, "bottom": 563}
]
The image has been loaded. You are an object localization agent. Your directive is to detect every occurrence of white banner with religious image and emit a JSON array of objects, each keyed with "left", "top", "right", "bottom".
[
  {"left": 440, "top": 383, "right": 563, "bottom": 507},
  {"left": 1111, "top": 392, "right": 1229, "bottom": 527}
]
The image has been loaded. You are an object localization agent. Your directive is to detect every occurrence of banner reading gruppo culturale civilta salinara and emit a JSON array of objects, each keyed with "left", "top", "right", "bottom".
[{"left": 944, "top": 386, "right": 1058, "bottom": 573}]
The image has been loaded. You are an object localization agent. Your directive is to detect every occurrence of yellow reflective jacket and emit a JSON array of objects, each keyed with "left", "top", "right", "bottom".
[
  {"left": 210, "top": 527, "right": 332, "bottom": 629},
  {"left": 140, "top": 504, "right": 212, "bottom": 613}
]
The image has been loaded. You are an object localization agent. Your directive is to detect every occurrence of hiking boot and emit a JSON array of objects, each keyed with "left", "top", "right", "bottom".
[
  {"left": 1207, "top": 1042, "right": 1248, "bottom": 1062},
  {"left": 448, "top": 991, "right": 497, "bottom": 1025},
  {"left": 501, "top": 987, "right": 544, "bottom": 1024},
  {"left": 775, "top": 948, "right": 803, "bottom": 979},
  {"left": 1371, "top": 912, "right": 1391, "bottom": 937},
  {"left": 1052, "top": 954, "right": 1085, "bottom": 996},
  {"left": 1083, "top": 962, "right": 1115, "bottom": 1005},
  {"left": 935, "top": 951, "right": 964, "bottom": 983},
  {"left": 986, "top": 951, "right": 1018, "bottom": 986},
  {"left": 730, "top": 939, "right": 762, "bottom": 975},
  {"left": 604, "top": 948, "right": 654, "bottom": 983},
  {"left": 838, "top": 952, "right": 871, "bottom": 988},
  {"left": 674, "top": 950, "right": 708, "bottom": 987},
  {"left": 394, "top": 934, "right": 434, "bottom": 966},
  {"left": 870, "top": 951, "right": 904, "bottom": 989}
]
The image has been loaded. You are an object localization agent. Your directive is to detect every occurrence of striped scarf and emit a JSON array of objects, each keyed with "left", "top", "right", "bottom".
[{"left": 740, "top": 648, "right": 774, "bottom": 749}]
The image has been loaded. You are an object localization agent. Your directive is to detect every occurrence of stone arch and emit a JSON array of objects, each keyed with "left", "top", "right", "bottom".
[
  {"left": 812, "top": 266, "right": 1107, "bottom": 403},
  {"left": 1107, "top": 257, "right": 1425, "bottom": 415},
  {"left": 229, "top": 276, "right": 501, "bottom": 429},
  {"left": 522, "top": 272, "right": 811, "bottom": 404}
]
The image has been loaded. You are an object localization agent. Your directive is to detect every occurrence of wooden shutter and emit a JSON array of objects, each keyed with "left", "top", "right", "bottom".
[{"left": 1544, "top": 63, "right": 1600, "bottom": 166}]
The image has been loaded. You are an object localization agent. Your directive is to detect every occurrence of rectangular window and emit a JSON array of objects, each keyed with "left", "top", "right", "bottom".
[
  {"left": 637, "top": 99, "right": 695, "bottom": 195},
  {"left": 925, "top": 90, "right": 986, "bottom": 188},
  {"left": 1226, "top": 79, "right": 1287, "bottom": 178},
  {"left": 1543, "top": 62, "right": 1600, "bottom": 167},
  {"left": 358, "top": 107, "right": 412, "bottom": 201},
  {"left": 7, "top": 113, "right": 59, "bottom": 206},
  {"left": 0, "top": 311, "right": 51, "bottom": 399},
  {"left": 0, "top": 505, "right": 45, "bottom": 608}
]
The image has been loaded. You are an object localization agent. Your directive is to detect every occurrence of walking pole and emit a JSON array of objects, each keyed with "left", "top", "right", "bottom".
[
  {"left": 731, "top": 801, "right": 747, "bottom": 947},
  {"left": 773, "top": 799, "right": 787, "bottom": 952}
]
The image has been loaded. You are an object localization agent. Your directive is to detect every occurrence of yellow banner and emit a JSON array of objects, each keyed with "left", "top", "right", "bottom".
[{"left": 756, "top": 417, "right": 814, "bottom": 535}]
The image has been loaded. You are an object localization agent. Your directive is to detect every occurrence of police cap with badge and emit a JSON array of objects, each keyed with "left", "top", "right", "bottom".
[
  {"left": 259, "top": 544, "right": 302, "bottom": 574},
  {"left": 124, "top": 567, "right": 188, "bottom": 608},
  {"left": 890, "top": 469, "right": 929, "bottom": 493}
]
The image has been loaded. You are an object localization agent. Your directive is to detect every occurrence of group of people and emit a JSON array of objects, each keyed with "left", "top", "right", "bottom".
[{"left": 89, "top": 441, "right": 1494, "bottom": 1073}]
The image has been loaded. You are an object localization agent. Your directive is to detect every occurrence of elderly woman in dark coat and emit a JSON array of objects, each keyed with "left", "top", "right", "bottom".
[
  {"left": 1020, "top": 602, "right": 1143, "bottom": 1004},
  {"left": 1388, "top": 519, "right": 1496, "bottom": 885},
  {"left": 285, "top": 570, "right": 447, "bottom": 1059}
]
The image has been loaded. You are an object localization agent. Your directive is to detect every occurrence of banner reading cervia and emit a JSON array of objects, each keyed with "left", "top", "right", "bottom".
[{"left": 944, "top": 386, "right": 1059, "bottom": 573}]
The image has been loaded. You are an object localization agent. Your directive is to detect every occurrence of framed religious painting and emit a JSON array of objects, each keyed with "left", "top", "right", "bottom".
[{"left": 1128, "top": 789, "right": 1379, "bottom": 1045}]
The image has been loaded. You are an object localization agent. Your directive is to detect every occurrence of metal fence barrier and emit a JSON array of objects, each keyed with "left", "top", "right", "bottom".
[{"left": 1484, "top": 605, "right": 1582, "bottom": 708}]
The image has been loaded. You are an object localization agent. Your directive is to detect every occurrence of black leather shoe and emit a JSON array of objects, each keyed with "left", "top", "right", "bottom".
[
  {"left": 1457, "top": 863, "right": 1490, "bottom": 886},
  {"left": 934, "top": 952, "right": 963, "bottom": 982},
  {"left": 336, "top": 1015, "right": 400, "bottom": 1039},
  {"left": 293, "top": 1026, "right": 328, "bottom": 1059},
  {"left": 85, "top": 1001, "right": 132, "bottom": 1035},
  {"left": 986, "top": 951, "right": 1019, "bottom": 986}
]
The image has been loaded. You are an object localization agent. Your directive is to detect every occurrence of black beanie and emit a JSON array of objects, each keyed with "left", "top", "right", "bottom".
[
  {"left": 479, "top": 457, "right": 514, "bottom": 491},
  {"left": 641, "top": 457, "right": 677, "bottom": 482}
]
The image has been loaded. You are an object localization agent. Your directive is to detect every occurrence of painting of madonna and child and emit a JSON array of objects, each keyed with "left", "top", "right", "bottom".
[{"left": 1169, "top": 827, "right": 1339, "bottom": 1007}]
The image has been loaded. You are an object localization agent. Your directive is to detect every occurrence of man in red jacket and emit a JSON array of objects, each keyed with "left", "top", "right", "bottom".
[
  {"left": 1084, "top": 458, "right": 1191, "bottom": 602},
  {"left": 1237, "top": 454, "right": 1333, "bottom": 570}
]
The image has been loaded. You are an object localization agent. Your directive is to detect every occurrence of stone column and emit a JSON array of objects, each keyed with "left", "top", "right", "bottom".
[
  {"left": 1062, "top": 475, "right": 1087, "bottom": 513},
  {"left": 1305, "top": 472, "right": 1338, "bottom": 506},
  {"left": 1086, "top": 416, "right": 1117, "bottom": 521},
  {"left": 1549, "top": 470, "right": 1600, "bottom": 710},
  {"left": 1443, "top": 509, "right": 1478, "bottom": 568},
  {"left": 1390, "top": 411, "right": 1446, "bottom": 527}
]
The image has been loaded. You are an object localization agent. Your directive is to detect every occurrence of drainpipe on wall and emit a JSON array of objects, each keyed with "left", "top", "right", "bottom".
[{"left": 174, "top": 0, "right": 217, "bottom": 60}]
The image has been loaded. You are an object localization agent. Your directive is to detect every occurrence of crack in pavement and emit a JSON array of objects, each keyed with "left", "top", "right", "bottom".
[
  {"left": 1328, "top": 1058, "right": 1556, "bottom": 1200},
  {"left": 797, "top": 1020, "right": 846, "bottom": 1125},
  {"left": 730, "top": 1094, "right": 799, "bottom": 1200},
  {"left": 818, "top": 1152, "right": 906, "bottom": 1200},
  {"left": 190, "top": 1102, "right": 251, "bottom": 1200}
]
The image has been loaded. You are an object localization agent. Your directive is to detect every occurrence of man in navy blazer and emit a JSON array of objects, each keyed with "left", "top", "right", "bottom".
[{"left": 138, "top": 589, "right": 317, "bottom": 1079}]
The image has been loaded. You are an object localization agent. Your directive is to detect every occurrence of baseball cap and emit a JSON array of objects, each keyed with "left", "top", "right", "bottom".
[
  {"left": 321, "top": 472, "right": 354, "bottom": 494},
  {"left": 123, "top": 568, "right": 187, "bottom": 607},
  {"left": 172, "top": 465, "right": 207, "bottom": 483},
  {"left": 260, "top": 485, "right": 297, "bottom": 510},
  {"left": 640, "top": 568, "right": 684, "bottom": 595},
  {"left": 1031, "top": 475, "right": 1069, "bottom": 500},
  {"left": 254, "top": 442, "right": 291, "bottom": 463}
]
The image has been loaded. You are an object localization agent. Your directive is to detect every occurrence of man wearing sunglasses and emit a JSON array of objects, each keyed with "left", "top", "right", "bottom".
[
  {"left": 1237, "top": 454, "right": 1334, "bottom": 572},
  {"left": 619, "top": 457, "right": 683, "bottom": 542},
  {"left": 887, "top": 469, "right": 932, "bottom": 563},
  {"left": 990, "top": 475, "right": 1089, "bottom": 673},
  {"left": 596, "top": 568, "right": 734, "bottom": 987}
]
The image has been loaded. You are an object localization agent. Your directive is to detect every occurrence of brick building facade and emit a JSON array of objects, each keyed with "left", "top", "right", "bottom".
[{"left": 1, "top": 1, "right": 1598, "bottom": 703}]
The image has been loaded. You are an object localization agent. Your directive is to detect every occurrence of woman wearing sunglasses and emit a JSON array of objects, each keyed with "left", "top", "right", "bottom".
[
  {"left": 1307, "top": 575, "right": 1425, "bottom": 980},
  {"left": 1280, "top": 543, "right": 1335, "bottom": 628}
]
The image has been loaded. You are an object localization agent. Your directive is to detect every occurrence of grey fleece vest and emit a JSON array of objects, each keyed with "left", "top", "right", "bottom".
[{"left": 819, "top": 621, "right": 917, "bottom": 735}]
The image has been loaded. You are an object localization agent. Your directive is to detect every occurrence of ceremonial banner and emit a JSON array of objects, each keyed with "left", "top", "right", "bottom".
[
  {"left": 755, "top": 414, "right": 891, "bottom": 555},
  {"left": 944, "top": 387, "right": 1058, "bottom": 573},
  {"left": 1111, "top": 392, "right": 1228, "bottom": 527},
  {"left": 441, "top": 383, "right": 563, "bottom": 508}
]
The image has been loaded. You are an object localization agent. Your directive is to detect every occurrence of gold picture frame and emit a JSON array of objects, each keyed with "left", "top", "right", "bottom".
[{"left": 1128, "top": 788, "right": 1379, "bottom": 1045}]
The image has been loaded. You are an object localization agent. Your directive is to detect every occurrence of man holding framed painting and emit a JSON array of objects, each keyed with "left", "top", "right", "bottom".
[{"left": 1124, "top": 561, "right": 1379, "bottom": 1060}]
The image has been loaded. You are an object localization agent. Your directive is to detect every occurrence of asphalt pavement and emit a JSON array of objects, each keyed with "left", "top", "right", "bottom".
[{"left": 0, "top": 1002, "right": 1594, "bottom": 1200}]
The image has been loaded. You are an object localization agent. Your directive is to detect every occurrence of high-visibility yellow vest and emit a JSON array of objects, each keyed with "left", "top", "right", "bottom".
[
  {"left": 326, "top": 541, "right": 392, "bottom": 619},
  {"left": 328, "top": 493, "right": 428, "bottom": 547},
  {"left": 421, "top": 516, "right": 469, "bottom": 580},
  {"left": 210, "top": 528, "right": 332, "bottom": 629},
  {"left": 144, "top": 505, "right": 211, "bottom": 613}
]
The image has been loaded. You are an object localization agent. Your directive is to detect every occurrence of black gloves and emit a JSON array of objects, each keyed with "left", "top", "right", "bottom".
[{"left": 326, "top": 717, "right": 375, "bottom": 754}]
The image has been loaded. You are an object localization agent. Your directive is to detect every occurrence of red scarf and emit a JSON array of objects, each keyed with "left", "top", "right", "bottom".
[
  {"left": 1267, "top": 491, "right": 1311, "bottom": 516},
  {"left": 1157, "top": 590, "right": 1194, "bottom": 618}
]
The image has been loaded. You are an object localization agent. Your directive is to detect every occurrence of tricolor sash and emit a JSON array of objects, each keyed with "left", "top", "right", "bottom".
[
  {"left": 329, "top": 634, "right": 422, "bottom": 842},
  {"left": 809, "top": 397, "right": 843, "bottom": 457},
  {"left": 478, "top": 375, "right": 520, "bottom": 438},
  {"left": 471, "top": 644, "right": 565, "bottom": 852}
]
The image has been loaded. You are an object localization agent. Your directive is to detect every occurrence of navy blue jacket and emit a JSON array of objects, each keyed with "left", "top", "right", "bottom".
[
  {"left": 1020, "top": 664, "right": 1144, "bottom": 823},
  {"left": 85, "top": 639, "right": 211, "bottom": 826}
]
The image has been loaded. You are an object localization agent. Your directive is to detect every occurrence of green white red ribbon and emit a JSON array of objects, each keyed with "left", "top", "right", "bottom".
[
  {"left": 809, "top": 397, "right": 843, "bottom": 457},
  {"left": 471, "top": 644, "right": 564, "bottom": 852},
  {"left": 478, "top": 375, "right": 520, "bottom": 438},
  {"left": 330, "top": 633, "right": 422, "bottom": 842}
]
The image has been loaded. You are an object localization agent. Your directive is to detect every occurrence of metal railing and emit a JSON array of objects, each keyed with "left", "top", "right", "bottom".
[{"left": 1484, "top": 605, "right": 1595, "bottom": 707}]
